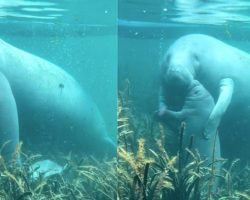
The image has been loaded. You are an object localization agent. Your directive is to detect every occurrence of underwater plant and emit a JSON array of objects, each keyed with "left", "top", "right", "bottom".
[
  {"left": 0, "top": 142, "right": 117, "bottom": 200},
  {"left": 118, "top": 79, "right": 250, "bottom": 200}
]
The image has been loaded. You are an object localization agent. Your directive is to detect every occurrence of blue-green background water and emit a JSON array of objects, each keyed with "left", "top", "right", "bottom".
[
  {"left": 119, "top": 0, "right": 250, "bottom": 160},
  {"left": 3, "top": 0, "right": 250, "bottom": 159},
  {"left": 119, "top": 0, "right": 250, "bottom": 113},
  {"left": 0, "top": 0, "right": 117, "bottom": 141}
]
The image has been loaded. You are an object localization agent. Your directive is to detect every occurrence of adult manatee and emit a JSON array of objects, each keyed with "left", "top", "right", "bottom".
[
  {"left": 158, "top": 79, "right": 220, "bottom": 165},
  {"left": 157, "top": 34, "right": 250, "bottom": 160},
  {"left": 0, "top": 39, "right": 115, "bottom": 160}
]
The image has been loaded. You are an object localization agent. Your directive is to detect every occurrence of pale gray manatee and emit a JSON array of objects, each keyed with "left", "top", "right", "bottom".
[
  {"left": 157, "top": 34, "right": 250, "bottom": 161},
  {"left": 158, "top": 79, "right": 221, "bottom": 166},
  {"left": 0, "top": 39, "right": 115, "bottom": 161}
]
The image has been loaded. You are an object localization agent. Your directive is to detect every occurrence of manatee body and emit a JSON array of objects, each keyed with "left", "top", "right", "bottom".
[
  {"left": 159, "top": 80, "right": 221, "bottom": 164},
  {"left": 0, "top": 39, "right": 115, "bottom": 160},
  {"left": 159, "top": 34, "right": 250, "bottom": 160}
]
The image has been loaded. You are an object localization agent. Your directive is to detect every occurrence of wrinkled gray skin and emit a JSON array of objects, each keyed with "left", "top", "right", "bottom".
[
  {"left": 158, "top": 80, "right": 221, "bottom": 166},
  {"left": 158, "top": 34, "right": 250, "bottom": 162},
  {"left": 0, "top": 39, "right": 115, "bottom": 161}
]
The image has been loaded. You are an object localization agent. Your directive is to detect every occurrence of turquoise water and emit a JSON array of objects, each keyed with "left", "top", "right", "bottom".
[
  {"left": 1, "top": 0, "right": 250, "bottom": 164},
  {"left": 119, "top": 0, "right": 250, "bottom": 25},
  {"left": 119, "top": 0, "right": 250, "bottom": 112},
  {"left": 119, "top": 0, "right": 250, "bottom": 163},
  {"left": 2, "top": 0, "right": 250, "bottom": 198},
  {"left": 0, "top": 1, "right": 117, "bottom": 153}
]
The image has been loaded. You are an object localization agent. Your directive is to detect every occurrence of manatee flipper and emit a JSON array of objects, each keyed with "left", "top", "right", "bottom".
[
  {"left": 204, "top": 78, "right": 234, "bottom": 139},
  {"left": 160, "top": 109, "right": 185, "bottom": 121},
  {"left": 157, "top": 85, "right": 186, "bottom": 122},
  {"left": 0, "top": 72, "right": 19, "bottom": 161},
  {"left": 158, "top": 86, "right": 167, "bottom": 111},
  {"left": 30, "top": 159, "right": 65, "bottom": 180}
]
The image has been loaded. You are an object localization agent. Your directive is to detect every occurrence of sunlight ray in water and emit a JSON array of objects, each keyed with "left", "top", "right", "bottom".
[
  {"left": 0, "top": 0, "right": 65, "bottom": 21},
  {"left": 120, "top": 0, "right": 250, "bottom": 25}
]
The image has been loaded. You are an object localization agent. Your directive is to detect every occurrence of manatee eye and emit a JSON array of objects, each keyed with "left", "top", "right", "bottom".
[
  {"left": 59, "top": 83, "right": 64, "bottom": 89},
  {"left": 193, "top": 88, "right": 199, "bottom": 95},
  {"left": 193, "top": 53, "right": 198, "bottom": 61},
  {"left": 162, "top": 54, "right": 171, "bottom": 72}
]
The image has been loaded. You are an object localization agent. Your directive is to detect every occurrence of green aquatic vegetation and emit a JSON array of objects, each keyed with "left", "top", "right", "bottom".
[
  {"left": 118, "top": 84, "right": 250, "bottom": 200},
  {"left": 0, "top": 144, "right": 117, "bottom": 200},
  {"left": 76, "top": 158, "right": 117, "bottom": 200},
  {"left": 213, "top": 160, "right": 250, "bottom": 200}
]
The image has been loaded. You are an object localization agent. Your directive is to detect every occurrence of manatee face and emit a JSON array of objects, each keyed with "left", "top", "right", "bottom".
[{"left": 161, "top": 51, "right": 197, "bottom": 91}]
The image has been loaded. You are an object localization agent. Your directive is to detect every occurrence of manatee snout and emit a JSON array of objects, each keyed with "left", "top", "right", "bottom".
[
  {"left": 166, "top": 67, "right": 182, "bottom": 82},
  {"left": 164, "top": 64, "right": 193, "bottom": 90}
]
